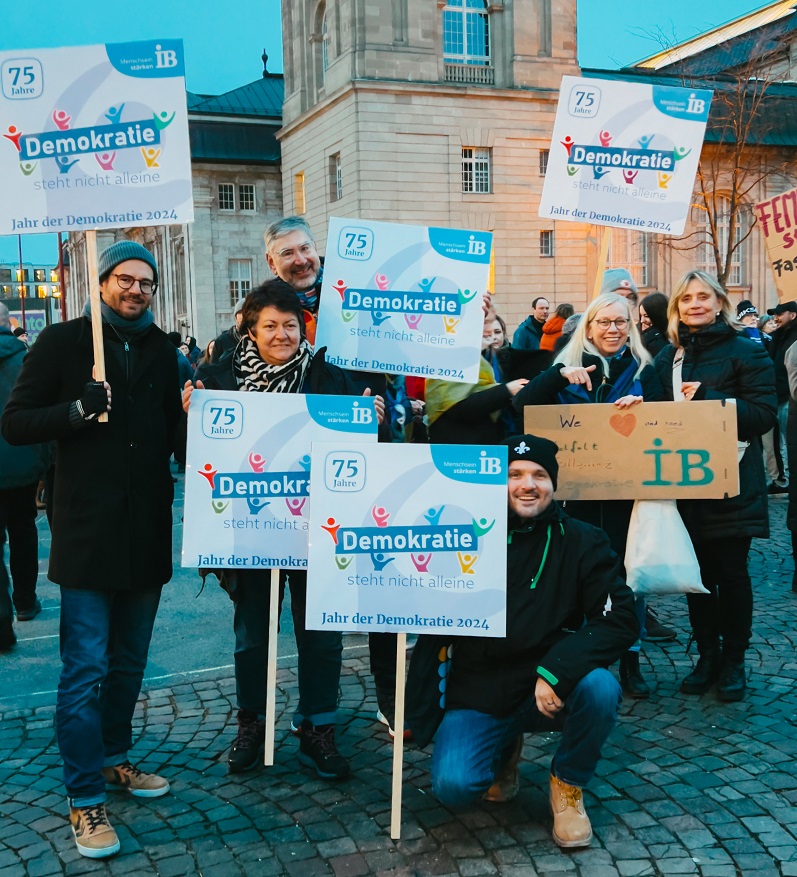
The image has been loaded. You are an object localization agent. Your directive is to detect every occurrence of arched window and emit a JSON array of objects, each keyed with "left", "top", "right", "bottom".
[
  {"left": 443, "top": 0, "right": 490, "bottom": 66},
  {"left": 692, "top": 195, "right": 749, "bottom": 287}
]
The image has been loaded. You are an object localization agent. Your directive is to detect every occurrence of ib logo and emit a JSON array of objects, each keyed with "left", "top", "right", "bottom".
[
  {"left": 155, "top": 45, "right": 179, "bottom": 69},
  {"left": 687, "top": 93, "right": 706, "bottom": 115},
  {"left": 352, "top": 401, "right": 373, "bottom": 425},
  {"left": 479, "top": 450, "right": 502, "bottom": 475},
  {"left": 467, "top": 235, "right": 488, "bottom": 257}
]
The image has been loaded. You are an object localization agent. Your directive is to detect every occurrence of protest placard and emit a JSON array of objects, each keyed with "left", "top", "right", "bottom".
[
  {"left": 0, "top": 40, "right": 193, "bottom": 234},
  {"left": 540, "top": 76, "right": 712, "bottom": 237},
  {"left": 182, "top": 392, "right": 378, "bottom": 569},
  {"left": 523, "top": 400, "right": 739, "bottom": 500},
  {"left": 306, "top": 442, "right": 508, "bottom": 636},
  {"left": 314, "top": 218, "right": 492, "bottom": 384},
  {"left": 755, "top": 186, "right": 797, "bottom": 304}
]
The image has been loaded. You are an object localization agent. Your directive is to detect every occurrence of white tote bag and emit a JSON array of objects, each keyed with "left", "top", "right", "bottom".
[{"left": 624, "top": 499, "right": 708, "bottom": 596}]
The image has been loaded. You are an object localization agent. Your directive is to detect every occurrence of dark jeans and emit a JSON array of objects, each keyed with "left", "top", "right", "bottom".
[
  {"left": 233, "top": 569, "right": 342, "bottom": 726},
  {"left": 57, "top": 586, "right": 161, "bottom": 805},
  {"left": 687, "top": 537, "right": 753, "bottom": 657},
  {"left": 0, "top": 483, "right": 39, "bottom": 619},
  {"left": 369, "top": 632, "right": 398, "bottom": 692},
  {"left": 432, "top": 669, "right": 621, "bottom": 808}
]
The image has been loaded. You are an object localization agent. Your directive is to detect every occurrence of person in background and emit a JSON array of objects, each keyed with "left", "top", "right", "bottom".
[
  {"left": 737, "top": 301, "right": 768, "bottom": 345},
  {"left": 184, "top": 336, "right": 201, "bottom": 368},
  {"left": 541, "top": 304, "right": 575, "bottom": 352},
  {"left": 765, "top": 301, "right": 797, "bottom": 494},
  {"left": 601, "top": 268, "right": 639, "bottom": 321},
  {"left": 513, "top": 297, "right": 550, "bottom": 351},
  {"left": 638, "top": 292, "right": 669, "bottom": 356},
  {"left": 553, "top": 313, "right": 581, "bottom": 356},
  {"left": 654, "top": 270, "right": 776, "bottom": 701},
  {"left": 785, "top": 340, "right": 797, "bottom": 592},
  {"left": 166, "top": 332, "right": 195, "bottom": 389},
  {"left": 13, "top": 326, "right": 29, "bottom": 347},
  {"left": 210, "top": 298, "right": 246, "bottom": 364}
]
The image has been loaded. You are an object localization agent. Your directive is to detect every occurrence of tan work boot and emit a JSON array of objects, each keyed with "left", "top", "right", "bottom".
[
  {"left": 483, "top": 735, "right": 523, "bottom": 802},
  {"left": 549, "top": 773, "right": 593, "bottom": 848},
  {"left": 69, "top": 803, "right": 120, "bottom": 859},
  {"left": 101, "top": 761, "right": 170, "bottom": 798}
]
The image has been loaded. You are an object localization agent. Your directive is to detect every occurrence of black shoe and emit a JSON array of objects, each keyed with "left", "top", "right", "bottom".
[
  {"left": 0, "top": 618, "right": 16, "bottom": 652},
  {"left": 717, "top": 659, "right": 746, "bottom": 702},
  {"left": 643, "top": 608, "right": 676, "bottom": 642},
  {"left": 767, "top": 482, "right": 788, "bottom": 495},
  {"left": 619, "top": 652, "right": 650, "bottom": 699},
  {"left": 680, "top": 649, "right": 721, "bottom": 695},
  {"left": 298, "top": 720, "right": 351, "bottom": 780},
  {"left": 227, "top": 710, "right": 265, "bottom": 773},
  {"left": 16, "top": 598, "right": 42, "bottom": 621}
]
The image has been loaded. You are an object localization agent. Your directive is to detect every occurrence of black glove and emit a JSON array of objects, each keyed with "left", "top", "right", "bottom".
[{"left": 77, "top": 381, "right": 109, "bottom": 419}]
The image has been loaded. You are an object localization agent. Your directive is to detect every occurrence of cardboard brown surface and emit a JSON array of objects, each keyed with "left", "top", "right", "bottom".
[
  {"left": 755, "top": 187, "right": 797, "bottom": 304},
  {"left": 523, "top": 400, "right": 740, "bottom": 500}
]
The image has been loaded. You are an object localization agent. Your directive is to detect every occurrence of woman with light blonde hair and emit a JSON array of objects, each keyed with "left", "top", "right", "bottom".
[{"left": 654, "top": 269, "right": 776, "bottom": 701}]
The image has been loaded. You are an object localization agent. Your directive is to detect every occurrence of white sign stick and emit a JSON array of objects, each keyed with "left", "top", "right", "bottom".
[
  {"left": 390, "top": 632, "right": 408, "bottom": 840},
  {"left": 263, "top": 567, "right": 280, "bottom": 766}
]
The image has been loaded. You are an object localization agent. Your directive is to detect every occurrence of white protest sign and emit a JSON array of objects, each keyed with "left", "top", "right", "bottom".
[
  {"left": 0, "top": 40, "right": 193, "bottom": 234},
  {"left": 315, "top": 217, "right": 492, "bottom": 384},
  {"left": 182, "top": 392, "right": 378, "bottom": 569},
  {"left": 306, "top": 443, "right": 507, "bottom": 636},
  {"left": 539, "top": 76, "right": 712, "bottom": 236}
]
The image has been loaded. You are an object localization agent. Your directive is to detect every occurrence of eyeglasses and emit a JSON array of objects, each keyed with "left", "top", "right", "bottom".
[
  {"left": 110, "top": 273, "right": 157, "bottom": 295},
  {"left": 275, "top": 242, "right": 316, "bottom": 260},
  {"left": 592, "top": 318, "right": 629, "bottom": 329}
]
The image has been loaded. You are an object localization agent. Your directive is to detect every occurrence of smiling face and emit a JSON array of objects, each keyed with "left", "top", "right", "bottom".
[
  {"left": 248, "top": 305, "right": 302, "bottom": 365},
  {"left": 639, "top": 305, "right": 651, "bottom": 330},
  {"left": 481, "top": 318, "right": 504, "bottom": 351},
  {"left": 586, "top": 301, "right": 630, "bottom": 357},
  {"left": 507, "top": 460, "right": 554, "bottom": 520},
  {"left": 677, "top": 278, "right": 720, "bottom": 332},
  {"left": 99, "top": 259, "right": 154, "bottom": 321},
  {"left": 266, "top": 229, "right": 321, "bottom": 292}
]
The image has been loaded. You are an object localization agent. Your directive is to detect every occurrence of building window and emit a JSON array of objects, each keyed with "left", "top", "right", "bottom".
[
  {"left": 540, "top": 230, "right": 554, "bottom": 258},
  {"left": 218, "top": 183, "right": 235, "bottom": 211},
  {"left": 238, "top": 184, "right": 255, "bottom": 212},
  {"left": 609, "top": 230, "right": 651, "bottom": 288},
  {"left": 693, "top": 196, "right": 748, "bottom": 287},
  {"left": 294, "top": 173, "right": 306, "bottom": 214},
  {"left": 321, "top": 13, "right": 329, "bottom": 77},
  {"left": 329, "top": 153, "right": 342, "bottom": 201},
  {"left": 539, "top": 149, "right": 549, "bottom": 176},
  {"left": 462, "top": 147, "right": 490, "bottom": 194},
  {"left": 34, "top": 268, "right": 46, "bottom": 282},
  {"left": 443, "top": 0, "right": 490, "bottom": 66},
  {"left": 228, "top": 259, "right": 252, "bottom": 307}
]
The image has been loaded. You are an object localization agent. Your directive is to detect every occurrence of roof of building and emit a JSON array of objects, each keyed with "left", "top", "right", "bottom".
[
  {"left": 187, "top": 74, "right": 284, "bottom": 120},
  {"left": 189, "top": 120, "right": 281, "bottom": 164},
  {"left": 636, "top": 0, "right": 797, "bottom": 71},
  {"left": 582, "top": 67, "right": 797, "bottom": 147}
]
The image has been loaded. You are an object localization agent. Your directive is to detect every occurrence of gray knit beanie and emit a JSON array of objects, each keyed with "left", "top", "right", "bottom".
[{"left": 98, "top": 240, "right": 159, "bottom": 286}]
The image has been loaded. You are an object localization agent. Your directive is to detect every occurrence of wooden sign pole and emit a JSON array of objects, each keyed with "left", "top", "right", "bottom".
[
  {"left": 263, "top": 567, "right": 280, "bottom": 766},
  {"left": 592, "top": 226, "right": 611, "bottom": 300},
  {"left": 84, "top": 230, "right": 108, "bottom": 423},
  {"left": 390, "top": 632, "right": 408, "bottom": 840}
]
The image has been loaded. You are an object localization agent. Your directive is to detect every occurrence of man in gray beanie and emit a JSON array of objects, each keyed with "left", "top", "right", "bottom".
[
  {"left": 2, "top": 239, "right": 182, "bottom": 859},
  {"left": 409, "top": 434, "right": 638, "bottom": 849}
]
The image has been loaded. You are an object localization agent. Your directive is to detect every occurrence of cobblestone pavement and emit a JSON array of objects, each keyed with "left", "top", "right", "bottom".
[{"left": 2, "top": 497, "right": 797, "bottom": 877}]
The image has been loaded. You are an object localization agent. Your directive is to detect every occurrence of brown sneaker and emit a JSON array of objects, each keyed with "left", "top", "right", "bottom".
[
  {"left": 549, "top": 773, "right": 593, "bottom": 848},
  {"left": 101, "top": 761, "right": 170, "bottom": 798},
  {"left": 483, "top": 735, "right": 523, "bottom": 802},
  {"left": 69, "top": 803, "right": 120, "bottom": 859}
]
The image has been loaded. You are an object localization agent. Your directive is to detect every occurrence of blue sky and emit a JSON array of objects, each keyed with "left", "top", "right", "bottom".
[{"left": 0, "top": 0, "right": 770, "bottom": 265}]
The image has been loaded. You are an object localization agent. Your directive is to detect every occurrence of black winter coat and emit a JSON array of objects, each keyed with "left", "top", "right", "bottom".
[
  {"left": 2, "top": 317, "right": 182, "bottom": 590},
  {"left": 654, "top": 321, "right": 777, "bottom": 542}
]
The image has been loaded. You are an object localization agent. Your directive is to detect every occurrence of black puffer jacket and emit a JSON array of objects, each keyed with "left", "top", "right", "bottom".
[{"left": 654, "top": 321, "right": 776, "bottom": 542}]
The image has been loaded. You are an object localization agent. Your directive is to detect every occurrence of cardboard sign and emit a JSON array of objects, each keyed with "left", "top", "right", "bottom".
[
  {"left": 0, "top": 40, "right": 193, "bottom": 234},
  {"left": 182, "top": 392, "right": 378, "bottom": 569},
  {"left": 315, "top": 217, "right": 491, "bottom": 384},
  {"left": 540, "top": 76, "right": 712, "bottom": 236},
  {"left": 306, "top": 443, "right": 508, "bottom": 636},
  {"left": 523, "top": 400, "right": 739, "bottom": 500},
  {"left": 755, "top": 187, "right": 797, "bottom": 304}
]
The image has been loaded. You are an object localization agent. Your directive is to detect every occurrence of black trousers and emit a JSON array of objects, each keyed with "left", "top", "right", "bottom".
[{"left": 0, "top": 482, "right": 40, "bottom": 619}]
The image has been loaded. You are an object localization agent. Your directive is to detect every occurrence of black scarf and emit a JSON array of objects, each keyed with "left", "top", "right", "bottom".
[{"left": 234, "top": 335, "right": 313, "bottom": 393}]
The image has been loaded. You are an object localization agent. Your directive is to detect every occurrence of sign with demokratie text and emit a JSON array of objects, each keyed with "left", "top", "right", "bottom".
[
  {"left": 314, "top": 217, "right": 492, "bottom": 384},
  {"left": 306, "top": 443, "right": 508, "bottom": 636},
  {"left": 0, "top": 40, "right": 193, "bottom": 234},
  {"left": 523, "top": 400, "right": 739, "bottom": 500},
  {"left": 755, "top": 186, "right": 797, "bottom": 304},
  {"left": 182, "top": 392, "right": 378, "bottom": 569},
  {"left": 540, "top": 76, "right": 712, "bottom": 236}
]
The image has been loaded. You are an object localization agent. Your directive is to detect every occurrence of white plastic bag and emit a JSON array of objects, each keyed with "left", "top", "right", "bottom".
[{"left": 624, "top": 499, "right": 708, "bottom": 596}]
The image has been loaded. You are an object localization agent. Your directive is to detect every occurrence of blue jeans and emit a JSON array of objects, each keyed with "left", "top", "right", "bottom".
[
  {"left": 233, "top": 569, "right": 342, "bottom": 726},
  {"left": 432, "top": 668, "right": 621, "bottom": 809},
  {"left": 57, "top": 587, "right": 161, "bottom": 806}
]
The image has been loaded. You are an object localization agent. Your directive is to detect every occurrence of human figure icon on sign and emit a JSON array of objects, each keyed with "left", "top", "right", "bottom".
[
  {"left": 52, "top": 109, "right": 71, "bottom": 130},
  {"left": 322, "top": 516, "right": 341, "bottom": 543},
  {"left": 199, "top": 463, "right": 217, "bottom": 488},
  {"left": 372, "top": 506, "right": 390, "bottom": 527}
]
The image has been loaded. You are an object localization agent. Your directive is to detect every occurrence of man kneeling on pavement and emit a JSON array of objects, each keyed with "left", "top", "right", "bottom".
[{"left": 407, "top": 434, "right": 638, "bottom": 848}]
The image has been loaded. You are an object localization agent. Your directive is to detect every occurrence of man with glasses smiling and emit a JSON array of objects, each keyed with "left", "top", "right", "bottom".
[{"left": 2, "top": 240, "right": 183, "bottom": 859}]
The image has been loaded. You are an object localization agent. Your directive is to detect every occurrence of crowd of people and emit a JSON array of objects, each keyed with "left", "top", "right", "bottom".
[{"left": 0, "top": 220, "right": 789, "bottom": 859}]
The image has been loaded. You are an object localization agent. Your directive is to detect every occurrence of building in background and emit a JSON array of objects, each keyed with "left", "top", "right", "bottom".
[{"left": 0, "top": 262, "right": 62, "bottom": 342}]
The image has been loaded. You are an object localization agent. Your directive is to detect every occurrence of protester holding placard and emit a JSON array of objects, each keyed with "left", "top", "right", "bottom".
[
  {"left": 183, "top": 279, "right": 384, "bottom": 780},
  {"left": 2, "top": 240, "right": 182, "bottom": 859},
  {"left": 409, "top": 435, "right": 638, "bottom": 849},
  {"left": 512, "top": 292, "right": 664, "bottom": 699},
  {"left": 654, "top": 270, "right": 776, "bottom": 701}
]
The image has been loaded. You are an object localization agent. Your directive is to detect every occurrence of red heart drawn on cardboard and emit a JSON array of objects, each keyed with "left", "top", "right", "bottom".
[{"left": 609, "top": 413, "right": 636, "bottom": 437}]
